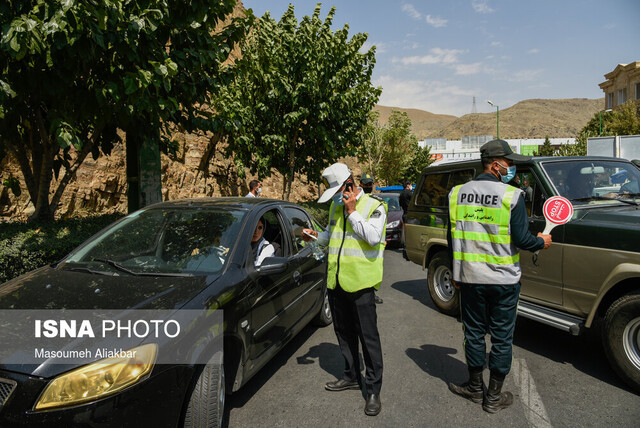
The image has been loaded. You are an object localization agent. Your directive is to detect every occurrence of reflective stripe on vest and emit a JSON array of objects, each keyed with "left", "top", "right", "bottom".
[
  {"left": 326, "top": 194, "right": 386, "bottom": 292},
  {"left": 449, "top": 181, "right": 523, "bottom": 284}
]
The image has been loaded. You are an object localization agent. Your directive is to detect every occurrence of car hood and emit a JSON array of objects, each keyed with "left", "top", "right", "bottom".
[
  {"left": 0, "top": 266, "right": 226, "bottom": 377},
  {"left": 578, "top": 204, "right": 640, "bottom": 225},
  {"left": 387, "top": 210, "right": 403, "bottom": 224},
  {"left": 0, "top": 266, "right": 214, "bottom": 311}
]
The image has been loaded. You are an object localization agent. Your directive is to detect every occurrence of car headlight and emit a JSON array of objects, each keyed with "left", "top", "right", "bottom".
[
  {"left": 387, "top": 220, "right": 400, "bottom": 228},
  {"left": 35, "top": 343, "right": 157, "bottom": 410}
]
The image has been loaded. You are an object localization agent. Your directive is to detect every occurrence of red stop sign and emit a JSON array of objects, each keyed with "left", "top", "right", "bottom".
[{"left": 543, "top": 196, "right": 573, "bottom": 225}]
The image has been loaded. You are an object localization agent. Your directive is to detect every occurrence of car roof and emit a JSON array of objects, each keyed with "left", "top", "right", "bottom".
[
  {"left": 143, "top": 197, "right": 300, "bottom": 211},
  {"left": 373, "top": 193, "right": 400, "bottom": 197},
  {"left": 422, "top": 155, "right": 631, "bottom": 174}
]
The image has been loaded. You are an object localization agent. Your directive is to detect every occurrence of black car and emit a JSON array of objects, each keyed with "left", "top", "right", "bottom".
[
  {"left": 0, "top": 198, "right": 331, "bottom": 427},
  {"left": 374, "top": 193, "right": 404, "bottom": 247}
]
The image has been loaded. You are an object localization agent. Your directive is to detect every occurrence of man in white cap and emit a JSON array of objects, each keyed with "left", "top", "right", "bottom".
[{"left": 302, "top": 162, "right": 387, "bottom": 416}]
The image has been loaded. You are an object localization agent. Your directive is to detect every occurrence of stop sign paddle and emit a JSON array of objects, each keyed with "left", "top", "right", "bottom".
[{"left": 542, "top": 196, "right": 573, "bottom": 234}]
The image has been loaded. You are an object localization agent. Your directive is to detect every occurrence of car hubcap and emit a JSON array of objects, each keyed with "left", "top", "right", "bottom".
[
  {"left": 623, "top": 316, "right": 640, "bottom": 371},
  {"left": 433, "top": 265, "right": 454, "bottom": 302}
]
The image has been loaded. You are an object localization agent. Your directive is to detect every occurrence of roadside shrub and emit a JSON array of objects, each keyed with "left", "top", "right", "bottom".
[{"left": 0, "top": 214, "right": 123, "bottom": 284}]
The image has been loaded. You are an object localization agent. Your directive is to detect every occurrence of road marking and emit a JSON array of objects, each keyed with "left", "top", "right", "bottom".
[{"left": 512, "top": 358, "right": 553, "bottom": 428}]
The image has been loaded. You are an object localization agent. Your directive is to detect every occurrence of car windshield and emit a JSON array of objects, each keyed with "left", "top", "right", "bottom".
[
  {"left": 378, "top": 195, "right": 402, "bottom": 211},
  {"left": 60, "top": 208, "right": 246, "bottom": 275},
  {"left": 541, "top": 159, "right": 640, "bottom": 205}
]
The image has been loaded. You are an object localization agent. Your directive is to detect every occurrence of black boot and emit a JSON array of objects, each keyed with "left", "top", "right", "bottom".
[
  {"left": 448, "top": 367, "right": 485, "bottom": 403},
  {"left": 482, "top": 375, "right": 513, "bottom": 413}
]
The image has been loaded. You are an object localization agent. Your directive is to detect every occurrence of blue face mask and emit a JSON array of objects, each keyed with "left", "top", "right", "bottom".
[
  {"left": 332, "top": 191, "right": 344, "bottom": 205},
  {"left": 497, "top": 162, "right": 516, "bottom": 184}
]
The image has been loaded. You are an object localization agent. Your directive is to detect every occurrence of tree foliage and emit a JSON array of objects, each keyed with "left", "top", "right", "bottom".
[
  {"left": 534, "top": 136, "right": 555, "bottom": 156},
  {"left": 0, "top": 0, "right": 249, "bottom": 221},
  {"left": 358, "top": 110, "right": 431, "bottom": 185},
  {"left": 212, "top": 4, "right": 381, "bottom": 200}
]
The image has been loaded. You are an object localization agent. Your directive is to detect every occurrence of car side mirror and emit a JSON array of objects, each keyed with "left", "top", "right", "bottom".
[{"left": 256, "top": 257, "right": 288, "bottom": 275}]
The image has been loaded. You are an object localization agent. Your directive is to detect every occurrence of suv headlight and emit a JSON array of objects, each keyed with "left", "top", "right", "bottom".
[
  {"left": 387, "top": 220, "right": 400, "bottom": 228},
  {"left": 35, "top": 343, "right": 157, "bottom": 410}
]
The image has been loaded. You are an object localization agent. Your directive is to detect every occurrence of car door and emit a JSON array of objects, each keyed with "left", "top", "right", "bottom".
[
  {"left": 518, "top": 169, "right": 564, "bottom": 305},
  {"left": 282, "top": 206, "right": 326, "bottom": 324},
  {"left": 247, "top": 208, "right": 299, "bottom": 365}
]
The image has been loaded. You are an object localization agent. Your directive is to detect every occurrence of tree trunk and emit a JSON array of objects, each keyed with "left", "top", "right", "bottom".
[{"left": 284, "top": 146, "right": 296, "bottom": 201}]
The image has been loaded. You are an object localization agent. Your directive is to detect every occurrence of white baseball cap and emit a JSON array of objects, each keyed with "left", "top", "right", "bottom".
[{"left": 318, "top": 162, "right": 351, "bottom": 203}]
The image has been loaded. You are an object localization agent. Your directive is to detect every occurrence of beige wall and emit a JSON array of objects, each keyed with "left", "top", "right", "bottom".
[{"left": 599, "top": 61, "right": 640, "bottom": 110}]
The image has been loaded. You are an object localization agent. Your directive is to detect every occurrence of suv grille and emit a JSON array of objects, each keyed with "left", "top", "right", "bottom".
[{"left": 0, "top": 378, "right": 17, "bottom": 405}]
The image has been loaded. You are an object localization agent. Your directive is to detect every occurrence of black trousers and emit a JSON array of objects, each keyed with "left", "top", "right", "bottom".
[
  {"left": 459, "top": 282, "right": 521, "bottom": 375},
  {"left": 328, "top": 285, "right": 383, "bottom": 395}
]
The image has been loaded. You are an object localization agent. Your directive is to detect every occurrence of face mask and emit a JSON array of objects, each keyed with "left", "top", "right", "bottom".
[
  {"left": 497, "top": 162, "right": 516, "bottom": 184},
  {"left": 362, "top": 185, "right": 372, "bottom": 194},
  {"left": 332, "top": 191, "right": 344, "bottom": 205},
  {"left": 257, "top": 187, "right": 262, "bottom": 194}
]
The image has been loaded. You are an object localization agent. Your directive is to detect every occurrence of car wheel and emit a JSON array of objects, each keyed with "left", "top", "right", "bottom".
[
  {"left": 427, "top": 251, "right": 459, "bottom": 316},
  {"left": 184, "top": 352, "right": 225, "bottom": 428},
  {"left": 314, "top": 287, "right": 333, "bottom": 326},
  {"left": 603, "top": 293, "right": 640, "bottom": 393}
]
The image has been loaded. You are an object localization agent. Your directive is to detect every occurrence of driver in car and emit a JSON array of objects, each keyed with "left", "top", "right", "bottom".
[{"left": 252, "top": 217, "right": 275, "bottom": 266}]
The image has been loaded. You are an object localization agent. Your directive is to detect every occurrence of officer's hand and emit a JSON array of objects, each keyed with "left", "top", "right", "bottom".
[
  {"left": 452, "top": 279, "right": 459, "bottom": 290},
  {"left": 343, "top": 189, "right": 357, "bottom": 215},
  {"left": 537, "top": 232, "right": 552, "bottom": 249},
  {"left": 302, "top": 228, "right": 317, "bottom": 242}
]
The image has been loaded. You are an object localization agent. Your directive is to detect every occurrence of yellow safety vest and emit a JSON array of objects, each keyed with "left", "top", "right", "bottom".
[{"left": 326, "top": 194, "right": 386, "bottom": 292}]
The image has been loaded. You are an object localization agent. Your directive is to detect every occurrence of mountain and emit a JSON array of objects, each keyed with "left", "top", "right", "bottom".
[
  {"left": 375, "top": 98, "right": 604, "bottom": 140},
  {"left": 372, "top": 105, "right": 457, "bottom": 139}
]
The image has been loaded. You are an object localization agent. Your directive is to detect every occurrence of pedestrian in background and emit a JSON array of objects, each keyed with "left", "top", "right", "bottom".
[
  {"left": 245, "top": 180, "right": 261, "bottom": 197},
  {"left": 360, "top": 172, "right": 374, "bottom": 194},
  {"left": 303, "top": 162, "right": 387, "bottom": 416},
  {"left": 399, "top": 180, "right": 412, "bottom": 261},
  {"left": 447, "top": 140, "right": 552, "bottom": 413}
]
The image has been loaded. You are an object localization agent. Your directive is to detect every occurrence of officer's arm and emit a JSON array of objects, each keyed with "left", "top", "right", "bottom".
[
  {"left": 347, "top": 205, "right": 386, "bottom": 247},
  {"left": 317, "top": 230, "right": 330, "bottom": 246},
  {"left": 511, "top": 195, "right": 545, "bottom": 251}
]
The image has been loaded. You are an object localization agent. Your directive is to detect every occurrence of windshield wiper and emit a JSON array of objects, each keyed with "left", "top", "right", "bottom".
[
  {"left": 65, "top": 267, "right": 118, "bottom": 276},
  {"left": 92, "top": 257, "right": 141, "bottom": 276},
  {"left": 91, "top": 257, "right": 194, "bottom": 277},
  {"left": 571, "top": 196, "right": 639, "bottom": 206}
]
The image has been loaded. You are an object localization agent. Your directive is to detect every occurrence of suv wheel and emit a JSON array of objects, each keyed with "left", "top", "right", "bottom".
[
  {"left": 427, "top": 251, "right": 459, "bottom": 316},
  {"left": 602, "top": 293, "right": 640, "bottom": 393}
]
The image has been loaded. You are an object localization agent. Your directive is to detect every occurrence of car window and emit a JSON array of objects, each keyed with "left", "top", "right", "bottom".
[
  {"left": 448, "top": 169, "right": 475, "bottom": 189},
  {"left": 416, "top": 173, "right": 449, "bottom": 207},
  {"left": 542, "top": 159, "right": 640, "bottom": 205},
  {"left": 514, "top": 170, "right": 545, "bottom": 218},
  {"left": 283, "top": 207, "right": 313, "bottom": 254},
  {"left": 259, "top": 209, "right": 287, "bottom": 258},
  {"left": 379, "top": 195, "right": 402, "bottom": 211},
  {"left": 63, "top": 208, "right": 245, "bottom": 275}
]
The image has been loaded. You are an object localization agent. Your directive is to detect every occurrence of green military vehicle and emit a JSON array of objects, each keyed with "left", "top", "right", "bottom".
[{"left": 405, "top": 156, "right": 640, "bottom": 393}]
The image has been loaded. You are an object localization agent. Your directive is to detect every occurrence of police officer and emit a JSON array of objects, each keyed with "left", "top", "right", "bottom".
[
  {"left": 303, "top": 162, "right": 386, "bottom": 416},
  {"left": 360, "top": 172, "right": 374, "bottom": 194},
  {"left": 447, "top": 140, "right": 552, "bottom": 413}
]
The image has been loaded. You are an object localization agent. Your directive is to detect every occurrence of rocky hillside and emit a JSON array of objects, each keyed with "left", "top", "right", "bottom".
[
  {"left": 372, "top": 105, "right": 457, "bottom": 140},
  {"left": 396, "top": 98, "right": 603, "bottom": 140}
]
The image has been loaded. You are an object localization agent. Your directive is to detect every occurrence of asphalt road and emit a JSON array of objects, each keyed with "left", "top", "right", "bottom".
[{"left": 225, "top": 249, "right": 639, "bottom": 427}]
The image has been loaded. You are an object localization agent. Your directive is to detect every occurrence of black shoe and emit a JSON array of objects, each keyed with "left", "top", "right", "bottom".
[
  {"left": 364, "top": 393, "right": 381, "bottom": 416},
  {"left": 482, "top": 376, "right": 513, "bottom": 413},
  {"left": 448, "top": 369, "right": 485, "bottom": 404},
  {"left": 325, "top": 378, "right": 361, "bottom": 392},
  {"left": 374, "top": 294, "right": 383, "bottom": 304}
]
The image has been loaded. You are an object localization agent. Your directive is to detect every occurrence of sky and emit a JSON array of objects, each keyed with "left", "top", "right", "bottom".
[{"left": 242, "top": 0, "right": 639, "bottom": 117}]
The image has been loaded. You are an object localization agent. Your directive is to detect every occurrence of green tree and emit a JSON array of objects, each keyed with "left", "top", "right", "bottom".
[
  {"left": 404, "top": 145, "right": 433, "bottom": 184},
  {"left": 212, "top": 4, "right": 381, "bottom": 200},
  {"left": 534, "top": 136, "right": 555, "bottom": 156},
  {"left": 609, "top": 101, "right": 640, "bottom": 136},
  {"left": 378, "top": 110, "right": 418, "bottom": 185},
  {"left": 0, "top": 0, "right": 249, "bottom": 221},
  {"left": 357, "top": 110, "right": 386, "bottom": 179}
]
